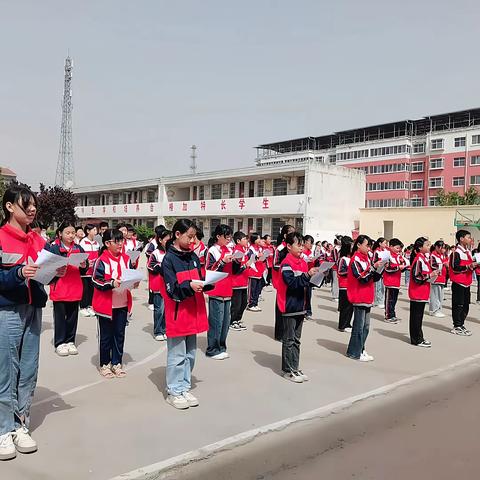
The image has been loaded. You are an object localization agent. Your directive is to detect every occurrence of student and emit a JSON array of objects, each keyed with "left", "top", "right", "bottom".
[
  {"left": 346, "top": 235, "right": 381, "bottom": 361},
  {"left": 0, "top": 184, "right": 65, "bottom": 460},
  {"left": 277, "top": 232, "right": 318, "bottom": 383},
  {"left": 383, "top": 238, "right": 406, "bottom": 324},
  {"left": 161, "top": 219, "right": 212, "bottom": 409},
  {"left": 404, "top": 245, "right": 413, "bottom": 287},
  {"left": 124, "top": 224, "right": 139, "bottom": 252},
  {"left": 262, "top": 234, "right": 274, "bottom": 286},
  {"left": 302, "top": 235, "right": 315, "bottom": 319},
  {"left": 331, "top": 236, "right": 342, "bottom": 301},
  {"left": 92, "top": 229, "right": 136, "bottom": 379},
  {"left": 372, "top": 237, "right": 388, "bottom": 307},
  {"left": 246, "top": 232, "right": 265, "bottom": 312},
  {"left": 145, "top": 225, "right": 165, "bottom": 311},
  {"left": 74, "top": 225, "right": 85, "bottom": 244},
  {"left": 79, "top": 223, "right": 100, "bottom": 317},
  {"left": 230, "top": 231, "right": 249, "bottom": 331},
  {"left": 205, "top": 224, "right": 234, "bottom": 359},
  {"left": 94, "top": 221, "right": 109, "bottom": 247},
  {"left": 50, "top": 222, "right": 88, "bottom": 356},
  {"left": 147, "top": 229, "right": 171, "bottom": 341},
  {"left": 409, "top": 237, "right": 438, "bottom": 347},
  {"left": 337, "top": 235, "right": 353, "bottom": 332},
  {"left": 449, "top": 230, "right": 477, "bottom": 336},
  {"left": 191, "top": 226, "right": 207, "bottom": 278},
  {"left": 429, "top": 240, "right": 448, "bottom": 317},
  {"left": 272, "top": 225, "right": 295, "bottom": 340}
]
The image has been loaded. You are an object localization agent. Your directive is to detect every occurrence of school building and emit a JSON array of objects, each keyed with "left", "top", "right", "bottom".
[
  {"left": 73, "top": 162, "right": 365, "bottom": 241},
  {"left": 257, "top": 107, "right": 480, "bottom": 208}
]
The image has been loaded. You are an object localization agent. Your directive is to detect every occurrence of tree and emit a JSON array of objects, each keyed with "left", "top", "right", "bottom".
[
  {"left": 464, "top": 186, "right": 480, "bottom": 205},
  {"left": 36, "top": 184, "right": 78, "bottom": 229}
]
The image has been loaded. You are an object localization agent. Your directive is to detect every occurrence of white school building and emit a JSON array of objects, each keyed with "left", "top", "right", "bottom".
[{"left": 73, "top": 161, "right": 365, "bottom": 241}]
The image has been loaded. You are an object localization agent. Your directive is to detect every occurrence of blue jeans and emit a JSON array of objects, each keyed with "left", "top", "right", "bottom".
[
  {"left": 374, "top": 278, "right": 384, "bottom": 306},
  {"left": 346, "top": 306, "right": 371, "bottom": 359},
  {"left": 0, "top": 305, "right": 42, "bottom": 435},
  {"left": 98, "top": 307, "right": 128, "bottom": 366},
  {"left": 206, "top": 297, "right": 231, "bottom": 357},
  {"left": 153, "top": 293, "right": 165, "bottom": 336},
  {"left": 166, "top": 335, "right": 197, "bottom": 396}
]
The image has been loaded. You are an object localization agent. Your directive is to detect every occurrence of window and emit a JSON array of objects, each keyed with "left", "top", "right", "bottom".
[
  {"left": 247, "top": 218, "right": 254, "bottom": 233},
  {"left": 413, "top": 143, "right": 426, "bottom": 154},
  {"left": 229, "top": 183, "right": 236, "bottom": 199},
  {"left": 429, "top": 197, "right": 439, "bottom": 207},
  {"left": 238, "top": 182, "right": 245, "bottom": 198},
  {"left": 367, "top": 198, "right": 408, "bottom": 208},
  {"left": 228, "top": 218, "right": 235, "bottom": 230},
  {"left": 257, "top": 180, "right": 264, "bottom": 197},
  {"left": 256, "top": 218, "right": 263, "bottom": 235},
  {"left": 297, "top": 176, "right": 305, "bottom": 195},
  {"left": 147, "top": 190, "right": 157, "bottom": 202},
  {"left": 454, "top": 137, "right": 466, "bottom": 148},
  {"left": 429, "top": 177, "right": 443, "bottom": 188},
  {"left": 271, "top": 218, "right": 284, "bottom": 238},
  {"left": 411, "top": 180, "right": 424, "bottom": 190},
  {"left": 454, "top": 157, "right": 466, "bottom": 167},
  {"left": 248, "top": 181, "right": 255, "bottom": 198},
  {"left": 368, "top": 163, "right": 407, "bottom": 174},
  {"left": 472, "top": 135, "right": 480, "bottom": 145},
  {"left": 328, "top": 154, "right": 336, "bottom": 164},
  {"left": 411, "top": 198, "right": 423, "bottom": 207},
  {"left": 429, "top": 158, "right": 444, "bottom": 170},
  {"left": 369, "top": 144, "right": 410, "bottom": 157},
  {"left": 211, "top": 184, "right": 222, "bottom": 200},
  {"left": 112, "top": 193, "right": 119, "bottom": 204},
  {"left": 411, "top": 162, "right": 424, "bottom": 172},
  {"left": 471, "top": 176, "right": 480, "bottom": 185},
  {"left": 273, "top": 178, "right": 288, "bottom": 196},
  {"left": 453, "top": 177, "right": 465, "bottom": 187},
  {"left": 198, "top": 185, "right": 205, "bottom": 200},
  {"left": 210, "top": 218, "right": 221, "bottom": 230},
  {"left": 295, "top": 218, "right": 303, "bottom": 233},
  {"left": 337, "top": 149, "right": 369, "bottom": 161},
  {"left": 471, "top": 155, "right": 480, "bottom": 166},
  {"left": 431, "top": 139, "right": 444, "bottom": 150},
  {"left": 367, "top": 181, "right": 408, "bottom": 191}
]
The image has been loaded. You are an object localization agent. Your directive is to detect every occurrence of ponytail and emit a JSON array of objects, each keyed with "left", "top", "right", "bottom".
[{"left": 410, "top": 236, "right": 428, "bottom": 265}]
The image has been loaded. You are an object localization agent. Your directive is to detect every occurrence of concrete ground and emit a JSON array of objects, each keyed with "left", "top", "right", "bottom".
[{"left": 3, "top": 274, "right": 480, "bottom": 480}]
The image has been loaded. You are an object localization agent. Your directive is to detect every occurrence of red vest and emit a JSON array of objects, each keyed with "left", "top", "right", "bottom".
[
  {"left": 231, "top": 245, "right": 250, "bottom": 288},
  {"left": 79, "top": 238, "right": 99, "bottom": 276},
  {"left": 347, "top": 251, "right": 374, "bottom": 306},
  {"left": 449, "top": 245, "right": 473, "bottom": 287},
  {"left": 408, "top": 253, "right": 432, "bottom": 301},
  {"left": 272, "top": 243, "right": 287, "bottom": 289},
  {"left": 430, "top": 251, "right": 447, "bottom": 284},
  {"left": 92, "top": 251, "right": 133, "bottom": 318},
  {"left": 248, "top": 244, "right": 266, "bottom": 279},
  {"left": 276, "top": 253, "right": 308, "bottom": 314},
  {"left": 205, "top": 244, "right": 233, "bottom": 298},
  {"left": 336, "top": 256, "right": 350, "bottom": 289},
  {"left": 383, "top": 251, "right": 405, "bottom": 289},
  {"left": 49, "top": 243, "right": 84, "bottom": 302},
  {"left": 147, "top": 249, "right": 166, "bottom": 293}
]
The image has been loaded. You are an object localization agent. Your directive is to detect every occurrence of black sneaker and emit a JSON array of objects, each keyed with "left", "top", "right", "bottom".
[
  {"left": 384, "top": 317, "right": 399, "bottom": 324},
  {"left": 229, "top": 322, "right": 242, "bottom": 331},
  {"left": 416, "top": 340, "right": 432, "bottom": 348},
  {"left": 237, "top": 321, "right": 247, "bottom": 331}
]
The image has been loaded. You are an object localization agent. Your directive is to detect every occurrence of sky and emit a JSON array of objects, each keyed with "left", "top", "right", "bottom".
[{"left": 1, "top": 0, "right": 479, "bottom": 188}]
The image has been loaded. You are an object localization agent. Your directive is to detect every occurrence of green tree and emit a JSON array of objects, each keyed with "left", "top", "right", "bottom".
[
  {"left": 163, "top": 216, "right": 177, "bottom": 229},
  {"left": 464, "top": 186, "right": 480, "bottom": 205},
  {"left": 36, "top": 184, "right": 78, "bottom": 229},
  {"left": 134, "top": 224, "right": 154, "bottom": 243}
]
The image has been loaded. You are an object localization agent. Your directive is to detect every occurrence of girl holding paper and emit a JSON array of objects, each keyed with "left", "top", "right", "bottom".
[
  {"left": 205, "top": 224, "right": 234, "bottom": 359},
  {"left": 383, "top": 238, "right": 406, "bottom": 324},
  {"left": 262, "top": 234, "right": 274, "bottom": 286},
  {"left": 0, "top": 184, "right": 61, "bottom": 460},
  {"left": 372, "top": 237, "right": 388, "bottom": 308},
  {"left": 92, "top": 229, "right": 135, "bottom": 379},
  {"left": 79, "top": 223, "right": 99, "bottom": 317},
  {"left": 246, "top": 232, "right": 266, "bottom": 312},
  {"left": 50, "top": 222, "right": 88, "bottom": 356},
  {"left": 429, "top": 240, "right": 448, "bottom": 317}
]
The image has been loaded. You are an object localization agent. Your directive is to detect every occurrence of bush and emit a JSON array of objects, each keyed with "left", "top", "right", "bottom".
[{"left": 135, "top": 225, "right": 154, "bottom": 243}]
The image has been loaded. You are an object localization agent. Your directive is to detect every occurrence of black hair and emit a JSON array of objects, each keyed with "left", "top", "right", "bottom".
[
  {"left": 389, "top": 238, "right": 404, "bottom": 249},
  {"left": 456, "top": 229, "right": 470, "bottom": 243},
  {"left": 276, "top": 224, "right": 294, "bottom": 246},
  {"left": 154, "top": 225, "right": 166, "bottom": 237},
  {"left": 56, "top": 221, "right": 76, "bottom": 238},
  {"left": 262, "top": 234, "right": 271, "bottom": 241},
  {"left": 339, "top": 235, "right": 353, "bottom": 258},
  {"left": 285, "top": 231, "right": 304, "bottom": 246},
  {"left": 321, "top": 240, "right": 328, "bottom": 248},
  {"left": 410, "top": 236, "right": 429, "bottom": 265},
  {"left": 167, "top": 219, "right": 195, "bottom": 250},
  {"left": 115, "top": 222, "right": 126, "bottom": 230},
  {"left": 84, "top": 223, "right": 97, "bottom": 234},
  {"left": 234, "top": 231, "right": 247, "bottom": 244},
  {"left": 125, "top": 223, "right": 135, "bottom": 232},
  {"left": 99, "top": 229, "right": 124, "bottom": 254},
  {"left": 372, "top": 237, "right": 386, "bottom": 251},
  {"left": 157, "top": 229, "right": 172, "bottom": 252},
  {"left": 194, "top": 225, "right": 204, "bottom": 241},
  {"left": 431, "top": 240, "right": 445, "bottom": 252},
  {"left": 1, "top": 184, "right": 37, "bottom": 226},
  {"left": 304, "top": 235, "right": 314, "bottom": 244},
  {"left": 75, "top": 225, "right": 84, "bottom": 233},
  {"left": 208, "top": 224, "right": 233, "bottom": 248},
  {"left": 352, "top": 234, "right": 370, "bottom": 254},
  {"left": 249, "top": 231, "right": 261, "bottom": 245},
  {"left": 98, "top": 221, "right": 109, "bottom": 229},
  {"left": 30, "top": 220, "right": 42, "bottom": 230}
]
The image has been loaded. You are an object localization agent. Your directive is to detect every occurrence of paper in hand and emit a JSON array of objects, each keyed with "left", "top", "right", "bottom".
[
  {"left": 67, "top": 252, "right": 89, "bottom": 267},
  {"left": 475, "top": 253, "right": 480, "bottom": 263},
  {"left": 232, "top": 250, "right": 244, "bottom": 260},
  {"left": 116, "top": 268, "right": 144, "bottom": 292},
  {"left": 127, "top": 250, "right": 142, "bottom": 263},
  {"left": 195, "top": 270, "right": 229, "bottom": 286},
  {"left": 31, "top": 249, "right": 68, "bottom": 284},
  {"left": 310, "top": 271, "right": 326, "bottom": 287}
]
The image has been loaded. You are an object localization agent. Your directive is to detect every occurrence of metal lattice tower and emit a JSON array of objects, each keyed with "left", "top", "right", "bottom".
[
  {"left": 190, "top": 145, "right": 197, "bottom": 175},
  {"left": 55, "top": 56, "right": 74, "bottom": 188}
]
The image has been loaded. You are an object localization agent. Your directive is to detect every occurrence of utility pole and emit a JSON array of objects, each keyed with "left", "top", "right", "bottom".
[
  {"left": 55, "top": 56, "right": 74, "bottom": 188},
  {"left": 190, "top": 145, "right": 197, "bottom": 175}
]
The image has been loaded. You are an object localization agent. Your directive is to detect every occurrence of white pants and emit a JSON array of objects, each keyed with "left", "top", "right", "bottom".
[{"left": 429, "top": 284, "right": 444, "bottom": 314}]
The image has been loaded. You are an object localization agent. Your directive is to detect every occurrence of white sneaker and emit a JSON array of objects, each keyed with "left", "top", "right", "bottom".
[
  {"left": 210, "top": 352, "right": 228, "bottom": 360},
  {"left": 295, "top": 370, "right": 309, "bottom": 381},
  {"left": 247, "top": 306, "right": 262, "bottom": 312},
  {"left": 13, "top": 426, "right": 37, "bottom": 454},
  {"left": 67, "top": 343, "right": 78, "bottom": 355},
  {"left": 344, "top": 327, "right": 352, "bottom": 333},
  {"left": 148, "top": 304, "right": 154, "bottom": 311},
  {"left": 55, "top": 344, "right": 69, "bottom": 357},
  {"left": 87, "top": 307, "right": 96, "bottom": 317},
  {"left": 166, "top": 394, "right": 189, "bottom": 410},
  {"left": 432, "top": 311, "right": 446, "bottom": 318},
  {"left": 363, "top": 351, "right": 374, "bottom": 361},
  {"left": 182, "top": 391, "right": 199, "bottom": 407},
  {"left": 283, "top": 372, "right": 303, "bottom": 383},
  {"left": 0, "top": 433, "right": 16, "bottom": 460},
  {"left": 79, "top": 308, "right": 90, "bottom": 317}
]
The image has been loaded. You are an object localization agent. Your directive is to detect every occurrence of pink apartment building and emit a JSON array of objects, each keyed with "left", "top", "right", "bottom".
[{"left": 256, "top": 108, "right": 480, "bottom": 208}]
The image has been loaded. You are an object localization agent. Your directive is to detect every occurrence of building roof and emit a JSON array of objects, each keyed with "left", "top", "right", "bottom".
[{"left": 257, "top": 107, "right": 480, "bottom": 152}]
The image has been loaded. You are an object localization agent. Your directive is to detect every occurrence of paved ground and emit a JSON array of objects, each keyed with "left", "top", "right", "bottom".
[{"left": 3, "top": 269, "right": 480, "bottom": 480}]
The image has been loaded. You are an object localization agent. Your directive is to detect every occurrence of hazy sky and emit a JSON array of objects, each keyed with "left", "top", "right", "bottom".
[{"left": 1, "top": 0, "right": 479, "bottom": 188}]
